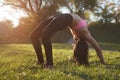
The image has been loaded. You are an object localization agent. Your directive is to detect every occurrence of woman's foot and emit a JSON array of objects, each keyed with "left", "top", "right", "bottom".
[
  {"left": 35, "top": 62, "right": 54, "bottom": 69},
  {"left": 45, "top": 64, "right": 54, "bottom": 69}
]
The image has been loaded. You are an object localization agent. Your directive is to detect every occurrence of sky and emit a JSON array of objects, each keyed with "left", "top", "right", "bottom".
[{"left": 0, "top": 0, "right": 120, "bottom": 27}]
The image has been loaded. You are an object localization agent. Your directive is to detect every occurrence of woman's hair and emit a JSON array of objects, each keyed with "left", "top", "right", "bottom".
[{"left": 73, "top": 38, "right": 89, "bottom": 65}]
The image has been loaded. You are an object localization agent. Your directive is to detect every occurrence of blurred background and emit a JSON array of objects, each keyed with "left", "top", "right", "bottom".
[{"left": 0, "top": 0, "right": 120, "bottom": 44}]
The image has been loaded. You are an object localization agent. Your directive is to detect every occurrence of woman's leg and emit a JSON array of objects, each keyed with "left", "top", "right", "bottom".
[
  {"left": 41, "top": 19, "right": 60, "bottom": 66},
  {"left": 78, "top": 27, "right": 105, "bottom": 64},
  {"left": 40, "top": 14, "right": 73, "bottom": 67},
  {"left": 30, "top": 18, "right": 53, "bottom": 64},
  {"left": 41, "top": 18, "right": 69, "bottom": 66}
]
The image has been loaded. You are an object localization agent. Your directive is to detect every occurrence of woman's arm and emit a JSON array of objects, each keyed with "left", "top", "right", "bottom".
[{"left": 78, "top": 27, "right": 105, "bottom": 64}]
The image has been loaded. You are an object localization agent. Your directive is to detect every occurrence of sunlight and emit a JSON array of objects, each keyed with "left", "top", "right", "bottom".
[
  {"left": 0, "top": 7, "right": 19, "bottom": 27},
  {"left": 59, "top": 7, "right": 70, "bottom": 13},
  {"left": 0, "top": 0, "right": 27, "bottom": 27}
]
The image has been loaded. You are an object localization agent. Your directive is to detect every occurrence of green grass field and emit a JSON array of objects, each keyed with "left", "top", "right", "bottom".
[{"left": 0, "top": 43, "right": 120, "bottom": 80}]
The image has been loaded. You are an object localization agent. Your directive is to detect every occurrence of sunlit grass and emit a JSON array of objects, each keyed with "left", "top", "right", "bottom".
[{"left": 0, "top": 43, "right": 120, "bottom": 80}]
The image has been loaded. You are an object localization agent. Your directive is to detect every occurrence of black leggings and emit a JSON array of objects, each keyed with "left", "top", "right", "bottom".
[{"left": 30, "top": 14, "right": 73, "bottom": 65}]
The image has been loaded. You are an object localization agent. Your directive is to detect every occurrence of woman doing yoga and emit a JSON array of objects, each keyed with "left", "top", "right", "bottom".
[{"left": 30, "top": 13, "right": 105, "bottom": 68}]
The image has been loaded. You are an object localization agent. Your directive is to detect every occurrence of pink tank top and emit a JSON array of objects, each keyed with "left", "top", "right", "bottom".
[
  {"left": 71, "top": 19, "right": 87, "bottom": 39},
  {"left": 75, "top": 19, "right": 87, "bottom": 29}
]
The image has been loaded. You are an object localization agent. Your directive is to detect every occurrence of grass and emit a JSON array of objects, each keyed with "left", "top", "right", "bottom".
[{"left": 0, "top": 43, "right": 120, "bottom": 80}]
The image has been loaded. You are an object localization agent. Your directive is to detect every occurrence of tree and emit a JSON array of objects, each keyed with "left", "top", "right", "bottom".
[
  {"left": 4, "top": 0, "right": 67, "bottom": 24},
  {"left": 115, "top": 13, "right": 120, "bottom": 23},
  {"left": 3, "top": 0, "right": 99, "bottom": 22},
  {"left": 94, "top": 0, "right": 120, "bottom": 23},
  {"left": 2, "top": 0, "right": 120, "bottom": 24},
  {"left": 66, "top": 0, "right": 97, "bottom": 17}
]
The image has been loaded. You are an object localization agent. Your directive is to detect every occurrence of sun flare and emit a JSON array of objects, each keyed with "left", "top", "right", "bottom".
[{"left": 0, "top": 0, "right": 27, "bottom": 27}]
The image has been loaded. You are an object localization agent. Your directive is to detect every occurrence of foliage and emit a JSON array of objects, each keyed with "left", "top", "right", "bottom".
[
  {"left": 2, "top": 0, "right": 120, "bottom": 24},
  {"left": 0, "top": 43, "right": 120, "bottom": 80},
  {"left": 4, "top": 0, "right": 67, "bottom": 22},
  {"left": 115, "top": 13, "right": 120, "bottom": 23},
  {"left": 89, "top": 23, "right": 120, "bottom": 43},
  {"left": 94, "top": 0, "right": 120, "bottom": 23},
  {"left": 3, "top": 0, "right": 98, "bottom": 22},
  {"left": 66, "top": 0, "right": 97, "bottom": 17}
]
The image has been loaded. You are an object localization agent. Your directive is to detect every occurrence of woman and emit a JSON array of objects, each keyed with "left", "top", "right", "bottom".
[
  {"left": 70, "top": 14, "right": 105, "bottom": 65},
  {"left": 30, "top": 13, "right": 105, "bottom": 68}
]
